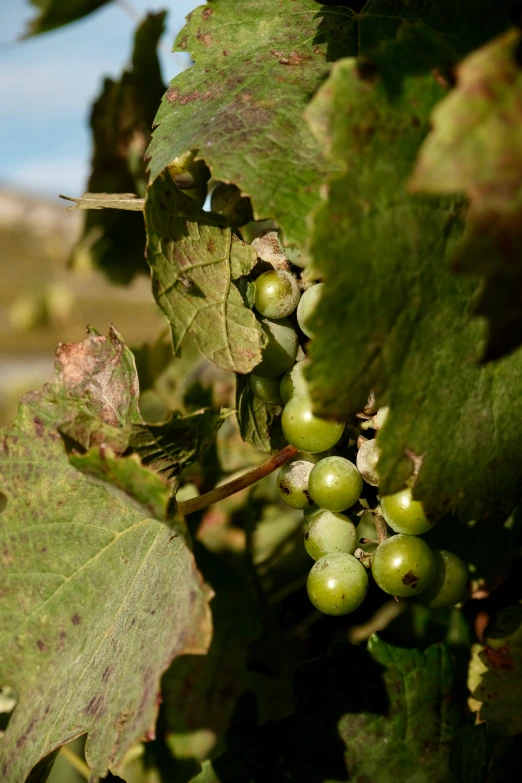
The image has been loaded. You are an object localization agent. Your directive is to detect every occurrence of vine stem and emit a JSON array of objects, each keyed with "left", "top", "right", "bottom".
[
  {"left": 373, "top": 512, "right": 388, "bottom": 544},
  {"left": 176, "top": 444, "right": 299, "bottom": 516}
]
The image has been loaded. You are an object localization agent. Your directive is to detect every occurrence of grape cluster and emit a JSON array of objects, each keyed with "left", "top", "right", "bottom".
[{"left": 247, "top": 256, "right": 469, "bottom": 617}]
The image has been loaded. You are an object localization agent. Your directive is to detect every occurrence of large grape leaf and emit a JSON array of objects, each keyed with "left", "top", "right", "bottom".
[
  {"left": 23, "top": 0, "right": 112, "bottom": 36},
  {"left": 146, "top": 0, "right": 343, "bottom": 249},
  {"left": 145, "top": 174, "right": 264, "bottom": 374},
  {"left": 0, "top": 330, "right": 212, "bottom": 782},
  {"left": 473, "top": 605, "right": 522, "bottom": 739},
  {"left": 410, "top": 29, "right": 522, "bottom": 360},
  {"left": 70, "top": 12, "right": 165, "bottom": 284},
  {"left": 304, "top": 58, "right": 522, "bottom": 523},
  {"left": 193, "top": 638, "right": 459, "bottom": 783}
]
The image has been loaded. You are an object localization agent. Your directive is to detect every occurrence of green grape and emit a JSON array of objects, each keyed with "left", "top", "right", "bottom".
[
  {"left": 419, "top": 550, "right": 468, "bottom": 608},
  {"left": 305, "top": 511, "right": 358, "bottom": 560},
  {"left": 249, "top": 374, "right": 283, "bottom": 405},
  {"left": 357, "top": 511, "right": 379, "bottom": 554},
  {"left": 277, "top": 460, "right": 314, "bottom": 510},
  {"left": 380, "top": 487, "right": 434, "bottom": 535},
  {"left": 255, "top": 318, "right": 299, "bottom": 378},
  {"left": 307, "top": 552, "right": 368, "bottom": 615},
  {"left": 356, "top": 439, "right": 380, "bottom": 487},
  {"left": 167, "top": 150, "right": 210, "bottom": 189},
  {"left": 285, "top": 246, "right": 306, "bottom": 267},
  {"left": 296, "top": 283, "right": 324, "bottom": 339},
  {"left": 303, "top": 504, "right": 322, "bottom": 531},
  {"left": 371, "top": 534, "right": 436, "bottom": 597},
  {"left": 281, "top": 395, "right": 344, "bottom": 453},
  {"left": 254, "top": 270, "right": 301, "bottom": 319},
  {"left": 280, "top": 359, "right": 310, "bottom": 404},
  {"left": 308, "top": 456, "right": 362, "bottom": 512},
  {"left": 211, "top": 182, "right": 253, "bottom": 227}
]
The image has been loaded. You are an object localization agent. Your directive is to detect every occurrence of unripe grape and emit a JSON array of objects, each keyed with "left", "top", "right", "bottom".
[
  {"left": 281, "top": 395, "right": 344, "bottom": 453},
  {"left": 307, "top": 552, "right": 368, "bottom": 615},
  {"left": 357, "top": 511, "right": 379, "bottom": 554},
  {"left": 255, "top": 318, "right": 299, "bottom": 378},
  {"left": 371, "top": 534, "right": 436, "bottom": 597},
  {"left": 167, "top": 150, "right": 210, "bottom": 189},
  {"left": 277, "top": 460, "right": 314, "bottom": 510},
  {"left": 254, "top": 270, "right": 300, "bottom": 319},
  {"left": 249, "top": 374, "right": 283, "bottom": 405},
  {"left": 309, "top": 456, "right": 362, "bottom": 512},
  {"left": 280, "top": 359, "right": 310, "bottom": 404},
  {"left": 303, "top": 504, "right": 322, "bottom": 531},
  {"left": 211, "top": 182, "right": 253, "bottom": 227},
  {"left": 356, "top": 439, "right": 380, "bottom": 486},
  {"left": 380, "top": 487, "right": 434, "bottom": 535},
  {"left": 285, "top": 246, "right": 305, "bottom": 267},
  {"left": 419, "top": 550, "right": 468, "bottom": 608},
  {"left": 305, "top": 511, "right": 357, "bottom": 560},
  {"left": 297, "top": 283, "right": 324, "bottom": 339}
]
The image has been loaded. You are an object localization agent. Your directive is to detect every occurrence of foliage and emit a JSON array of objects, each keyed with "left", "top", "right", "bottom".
[
  {"left": 4, "top": 0, "right": 522, "bottom": 780},
  {"left": 23, "top": 0, "right": 112, "bottom": 37}
]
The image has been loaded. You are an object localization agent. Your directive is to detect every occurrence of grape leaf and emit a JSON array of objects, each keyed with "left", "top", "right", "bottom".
[
  {"left": 199, "top": 638, "right": 458, "bottom": 783},
  {"left": 304, "top": 58, "right": 522, "bottom": 523},
  {"left": 70, "top": 13, "right": 165, "bottom": 284},
  {"left": 235, "top": 375, "right": 282, "bottom": 455},
  {"left": 0, "top": 331, "right": 212, "bottom": 782},
  {"left": 22, "top": 0, "right": 112, "bottom": 36},
  {"left": 146, "top": 0, "right": 342, "bottom": 249},
  {"left": 473, "top": 605, "right": 522, "bottom": 739},
  {"left": 410, "top": 29, "right": 522, "bottom": 360},
  {"left": 145, "top": 174, "right": 264, "bottom": 375}
]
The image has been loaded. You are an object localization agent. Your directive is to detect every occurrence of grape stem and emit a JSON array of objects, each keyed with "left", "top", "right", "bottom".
[
  {"left": 373, "top": 512, "right": 388, "bottom": 544},
  {"left": 176, "top": 444, "right": 298, "bottom": 516}
]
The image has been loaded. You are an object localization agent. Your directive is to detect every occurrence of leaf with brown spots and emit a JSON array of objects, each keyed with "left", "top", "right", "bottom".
[
  {"left": 145, "top": 174, "right": 264, "bottom": 374},
  {"left": 473, "top": 604, "right": 522, "bottom": 738},
  {"left": 147, "top": 0, "right": 343, "bottom": 250},
  {"left": 0, "top": 333, "right": 212, "bottom": 782},
  {"left": 411, "top": 29, "right": 522, "bottom": 360}
]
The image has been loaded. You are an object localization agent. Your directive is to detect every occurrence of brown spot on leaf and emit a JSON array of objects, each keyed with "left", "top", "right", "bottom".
[
  {"left": 207, "top": 239, "right": 216, "bottom": 252},
  {"left": 34, "top": 417, "right": 44, "bottom": 437},
  {"left": 71, "top": 613, "right": 81, "bottom": 625},
  {"left": 85, "top": 694, "right": 104, "bottom": 718},
  {"left": 2, "top": 549, "right": 13, "bottom": 565},
  {"left": 102, "top": 665, "right": 113, "bottom": 683},
  {"left": 202, "top": 7, "right": 213, "bottom": 18},
  {"left": 402, "top": 570, "right": 419, "bottom": 588},
  {"left": 166, "top": 87, "right": 180, "bottom": 102},
  {"left": 484, "top": 644, "right": 513, "bottom": 670},
  {"left": 36, "top": 639, "right": 47, "bottom": 652}
]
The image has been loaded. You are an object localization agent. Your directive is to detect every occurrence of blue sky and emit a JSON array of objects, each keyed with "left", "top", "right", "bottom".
[{"left": 0, "top": 0, "right": 196, "bottom": 199}]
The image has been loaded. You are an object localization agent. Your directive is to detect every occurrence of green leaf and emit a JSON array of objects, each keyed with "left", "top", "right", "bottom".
[
  {"left": 146, "top": 0, "right": 342, "bottom": 249},
  {"left": 70, "top": 12, "right": 165, "bottom": 284},
  {"left": 410, "top": 29, "right": 522, "bottom": 360},
  {"left": 235, "top": 374, "right": 282, "bottom": 455},
  {"left": 22, "top": 0, "right": 112, "bottom": 36},
  {"left": 202, "top": 638, "right": 458, "bottom": 782},
  {"left": 145, "top": 174, "right": 264, "bottom": 374},
  {"left": 0, "top": 331, "right": 212, "bottom": 782},
  {"left": 473, "top": 605, "right": 522, "bottom": 739},
  {"left": 304, "top": 58, "right": 522, "bottom": 522}
]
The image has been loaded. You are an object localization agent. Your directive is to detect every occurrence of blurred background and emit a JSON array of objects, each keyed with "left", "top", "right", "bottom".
[{"left": 0, "top": 0, "right": 195, "bottom": 426}]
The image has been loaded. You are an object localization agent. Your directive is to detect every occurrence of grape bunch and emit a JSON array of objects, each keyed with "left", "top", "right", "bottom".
[{"left": 247, "top": 247, "right": 469, "bottom": 617}]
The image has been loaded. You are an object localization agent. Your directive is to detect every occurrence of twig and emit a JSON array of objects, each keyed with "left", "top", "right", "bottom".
[
  {"left": 177, "top": 445, "right": 298, "bottom": 516},
  {"left": 373, "top": 512, "right": 388, "bottom": 544},
  {"left": 59, "top": 746, "right": 90, "bottom": 779}
]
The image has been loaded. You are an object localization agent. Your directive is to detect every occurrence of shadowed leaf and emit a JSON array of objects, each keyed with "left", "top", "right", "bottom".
[{"left": 22, "top": 0, "right": 112, "bottom": 37}]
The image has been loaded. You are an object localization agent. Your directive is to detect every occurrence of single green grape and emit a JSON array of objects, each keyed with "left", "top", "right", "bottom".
[
  {"left": 285, "top": 246, "right": 306, "bottom": 267},
  {"left": 419, "top": 550, "right": 468, "bottom": 608},
  {"left": 211, "top": 182, "right": 253, "bottom": 226},
  {"left": 281, "top": 395, "right": 344, "bottom": 453},
  {"left": 255, "top": 318, "right": 299, "bottom": 378},
  {"left": 356, "top": 439, "right": 380, "bottom": 487},
  {"left": 296, "top": 283, "right": 324, "bottom": 339},
  {"left": 371, "top": 534, "right": 436, "bottom": 597},
  {"left": 249, "top": 374, "right": 283, "bottom": 405},
  {"left": 303, "top": 504, "right": 322, "bottom": 531},
  {"left": 277, "top": 460, "right": 314, "bottom": 510},
  {"left": 380, "top": 487, "right": 434, "bottom": 535},
  {"left": 167, "top": 150, "right": 210, "bottom": 189},
  {"left": 307, "top": 552, "right": 368, "bottom": 615},
  {"left": 308, "top": 456, "right": 362, "bottom": 512},
  {"left": 254, "top": 270, "right": 300, "bottom": 319},
  {"left": 305, "top": 511, "right": 358, "bottom": 560},
  {"left": 280, "top": 359, "right": 310, "bottom": 404},
  {"left": 357, "top": 511, "right": 379, "bottom": 554}
]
